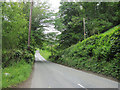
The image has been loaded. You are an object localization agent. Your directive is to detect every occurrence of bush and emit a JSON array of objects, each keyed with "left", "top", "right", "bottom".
[{"left": 2, "top": 47, "right": 35, "bottom": 68}]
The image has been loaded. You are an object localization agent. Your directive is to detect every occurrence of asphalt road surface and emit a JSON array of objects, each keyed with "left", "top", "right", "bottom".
[{"left": 31, "top": 50, "right": 119, "bottom": 88}]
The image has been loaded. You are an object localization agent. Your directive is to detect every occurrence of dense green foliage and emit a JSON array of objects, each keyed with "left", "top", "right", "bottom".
[
  {"left": 50, "top": 25, "right": 120, "bottom": 80},
  {"left": 2, "top": 60, "right": 32, "bottom": 88},
  {"left": 2, "top": 1, "right": 52, "bottom": 49},
  {"left": 2, "top": 47, "right": 35, "bottom": 68},
  {"left": 2, "top": 1, "right": 52, "bottom": 67},
  {"left": 2, "top": 2, "right": 29, "bottom": 49},
  {"left": 2, "top": 1, "right": 53, "bottom": 88},
  {"left": 51, "top": 2, "right": 120, "bottom": 80},
  {"left": 2, "top": 2, "right": 36, "bottom": 68},
  {"left": 54, "top": 2, "right": 120, "bottom": 49}
]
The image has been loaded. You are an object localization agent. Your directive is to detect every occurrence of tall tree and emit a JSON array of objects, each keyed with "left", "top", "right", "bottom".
[
  {"left": 23, "top": 1, "right": 54, "bottom": 48},
  {"left": 54, "top": 2, "right": 120, "bottom": 49},
  {"left": 2, "top": 2, "right": 28, "bottom": 49},
  {"left": 28, "top": 0, "right": 33, "bottom": 49}
]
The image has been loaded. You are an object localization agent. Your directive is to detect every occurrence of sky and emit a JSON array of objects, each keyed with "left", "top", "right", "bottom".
[{"left": 46, "top": 0, "right": 61, "bottom": 13}]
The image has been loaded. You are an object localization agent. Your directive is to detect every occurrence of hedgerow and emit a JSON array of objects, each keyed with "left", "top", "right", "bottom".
[
  {"left": 2, "top": 46, "right": 35, "bottom": 68},
  {"left": 50, "top": 25, "right": 120, "bottom": 80}
]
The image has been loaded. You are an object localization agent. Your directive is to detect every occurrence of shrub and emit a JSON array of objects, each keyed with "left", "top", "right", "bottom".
[{"left": 2, "top": 47, "right": 35, "bottom": 68}]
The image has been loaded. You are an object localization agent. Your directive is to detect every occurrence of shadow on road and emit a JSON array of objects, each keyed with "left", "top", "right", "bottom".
[{"left": 35, "top": 61, "right": 50, "bottom": 63}]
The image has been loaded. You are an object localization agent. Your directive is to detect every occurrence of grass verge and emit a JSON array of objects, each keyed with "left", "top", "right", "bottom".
[{"left": 2, "top": 60, "right": 32, "bottom": 88}]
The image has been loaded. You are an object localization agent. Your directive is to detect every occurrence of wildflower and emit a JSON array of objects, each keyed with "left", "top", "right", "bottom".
[{"left": 4, "top": 73, "right": 10, "bottom": 76}]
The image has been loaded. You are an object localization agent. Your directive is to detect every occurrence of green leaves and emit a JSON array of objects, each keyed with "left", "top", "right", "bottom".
[
  {"left": 2, "top": 47, "right": 35, "bottom": 68},
  {"left": 54, "top": 2, "right": 120, "bottom": 49},
  {"left": 2, "top": 2, "right": 28, "bottom": 49}
]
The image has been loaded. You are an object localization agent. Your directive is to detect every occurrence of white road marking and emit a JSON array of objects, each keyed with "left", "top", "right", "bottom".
[
  {"left": 78, "top": 83, "right": 85, "bottom": 88},
  {"left": 78, "top": 84, "right": 88, "bottom": 90}
]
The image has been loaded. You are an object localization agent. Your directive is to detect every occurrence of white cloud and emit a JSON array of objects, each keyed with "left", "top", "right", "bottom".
[{"left": 43, "top": 25, "right": 61, "bottom": 35}]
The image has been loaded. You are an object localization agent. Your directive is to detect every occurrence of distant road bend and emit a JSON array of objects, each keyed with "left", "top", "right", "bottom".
[{"left": 31, "top": 50, "right": 119, "bottom": 88}]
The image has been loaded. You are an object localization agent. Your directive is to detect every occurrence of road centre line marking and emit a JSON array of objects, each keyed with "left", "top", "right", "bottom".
[
  {"left": 78, "top": 84, "right": 85, "bottom": 88},
  {"left": 78, "top": 83, "right": 88, "bottom": 90}
]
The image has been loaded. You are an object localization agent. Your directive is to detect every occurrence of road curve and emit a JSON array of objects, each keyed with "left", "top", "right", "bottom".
[{"left": 31, "top": 50, "right": 118, "bottom": 88}]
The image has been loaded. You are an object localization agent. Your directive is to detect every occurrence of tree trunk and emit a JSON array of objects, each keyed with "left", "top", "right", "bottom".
[{"left": 28, "top": 0, "right": 33, "bottom": 50}]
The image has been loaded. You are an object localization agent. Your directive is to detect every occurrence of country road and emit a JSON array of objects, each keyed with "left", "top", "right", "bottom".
[{"left": 30, "top": 50, "right": 119, "bottom": 88}]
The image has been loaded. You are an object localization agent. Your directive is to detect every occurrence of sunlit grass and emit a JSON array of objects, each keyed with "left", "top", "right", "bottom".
[
  {"left": 39, "top": 49, "right": 51, "bottom": 60},
  {"left": 2, "top": 60, "right": 32, "bottom": 88}
]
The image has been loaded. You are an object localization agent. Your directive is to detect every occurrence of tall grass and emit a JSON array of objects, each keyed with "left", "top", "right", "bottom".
[{"left": 2, "top": 60, "right": 32, "bottom": 88}]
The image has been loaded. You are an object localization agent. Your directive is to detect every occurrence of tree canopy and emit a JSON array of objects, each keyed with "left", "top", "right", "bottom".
[
  {"left": 2, "top": 1, "right": 54, "bottom": 50},
  {"left": 54, "top": 2, "right": 120, "bottom": 49}
]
